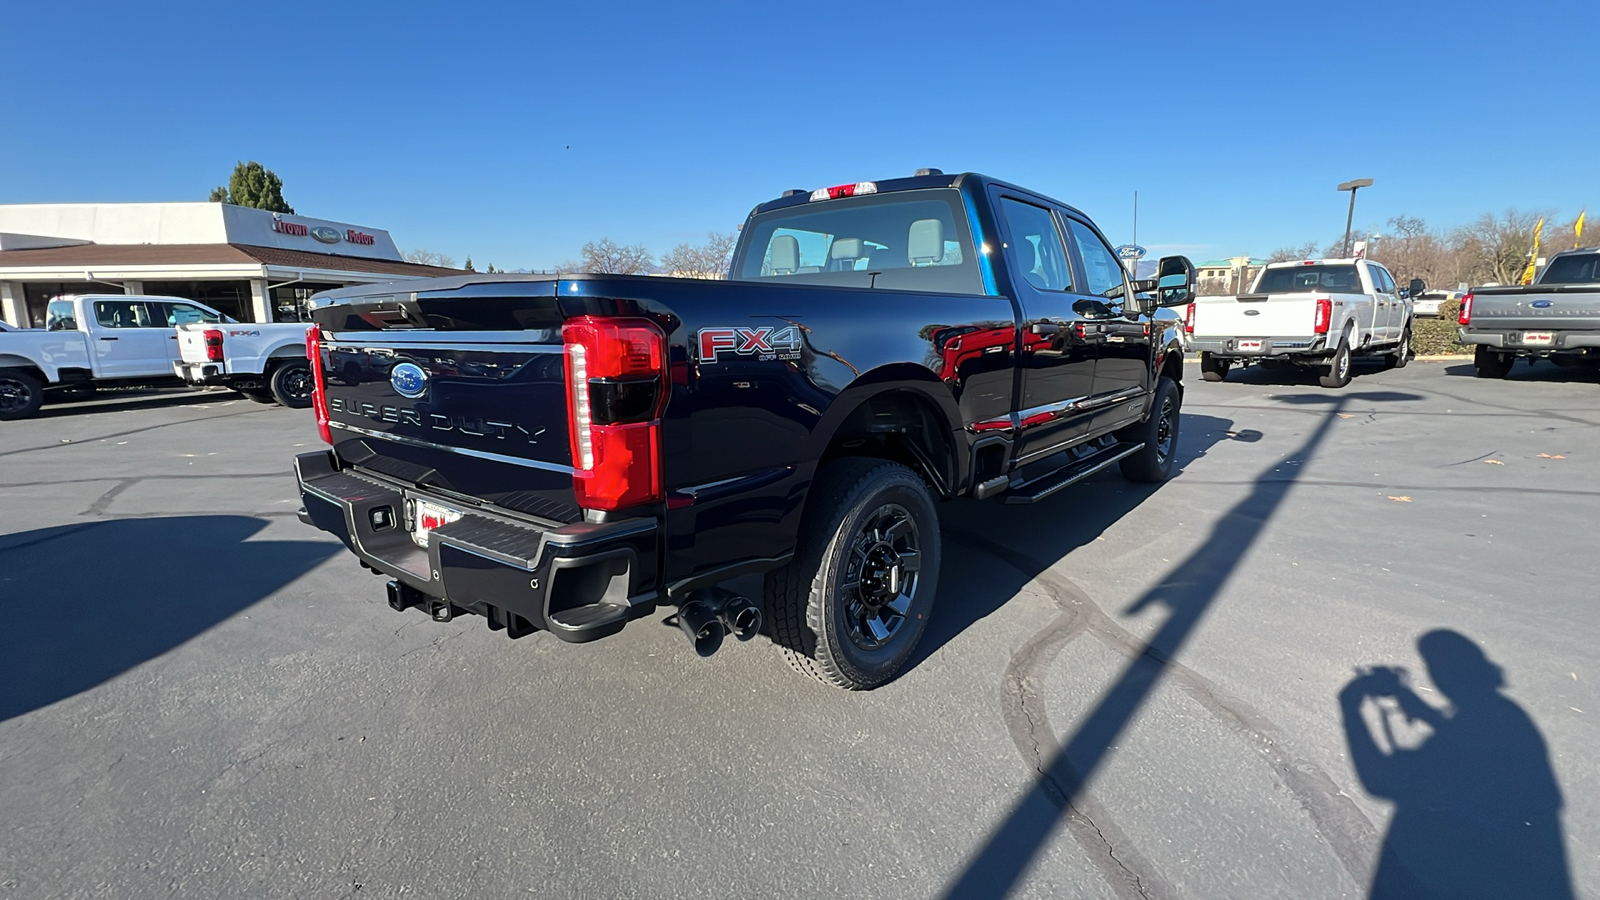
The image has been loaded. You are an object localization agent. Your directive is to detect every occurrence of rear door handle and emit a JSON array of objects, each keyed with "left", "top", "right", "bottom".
[{"left": 99, "top": 336, "right": 119, "bottom": 341}]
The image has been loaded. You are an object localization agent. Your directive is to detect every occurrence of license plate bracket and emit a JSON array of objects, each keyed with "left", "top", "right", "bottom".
[
  {"left": 1522, "top": 332, "right": 1553, "bottom": 346},
  {"left": 410, "top": 498, "right": 463, "bottom": 548},
  {"left": 1237, "top": 339, "right": 1264, "bottom": 352}
]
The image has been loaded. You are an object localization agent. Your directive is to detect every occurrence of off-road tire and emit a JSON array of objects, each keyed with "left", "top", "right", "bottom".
[
  {"left": 1199, "top": 352, "right": 1231, "bottom": 382},
  {"left": 1319, "top": 336, "right": 1353, "bottom": 388},
  {"left": 1118, "top": 375, "right": 1182, "bottom": 483},
  {"left": 0, "top": 369, "right": 45, "bottom": 420},
  {"left": 269, "top": 360, "right": 314, "bottom": 408},
  {"left": 764, "top": 458, "right": 940, "bottom": 690},
  {"left": 1384, "top": 322, "right": 1412, "bottom": 370},
  {"left": 1473, "top": 345, "right": 1514, "bottom": 379}
]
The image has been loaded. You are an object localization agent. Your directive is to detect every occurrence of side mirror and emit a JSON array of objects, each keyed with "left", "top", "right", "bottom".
[
  {"left": 1154, "top": 256, "right": 1197, "bottom": 307},
  {"left": 1408, "top": 278, "right": 1426, "bottom": 297}
]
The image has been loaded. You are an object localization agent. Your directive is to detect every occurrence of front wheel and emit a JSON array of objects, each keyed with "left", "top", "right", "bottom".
[
  {"left": 765, "top": 458, "right": 940, "bottom": 690},
  {"left": 1384, "top": 323, "right": 1412, "bottom": 370},
  {"left": 1319, "top": 337, "right": 1353, "bottom": 388},
  {"left": 1473, "top": 345, "right": 1514, "bottom": 379},
  {"left": 1118, "top": 376, "right": 1182, "bottom": 483},
  {"left": 269, "top": 360, "right": 314, "bottom": 408},
  {"left": 1199, "top": 352, "right": 1232, "bottom": 382},
  {"left": 0, "top": 369, "right": 45, "bottom": 420}
]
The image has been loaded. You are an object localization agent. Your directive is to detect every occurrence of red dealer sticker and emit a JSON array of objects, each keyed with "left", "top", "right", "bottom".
[{"left": 697, "top": 326, "right": 803, "bottom": 362}]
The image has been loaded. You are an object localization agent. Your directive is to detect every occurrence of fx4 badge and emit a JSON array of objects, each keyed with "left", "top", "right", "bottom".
[{"left": 697, "top": 325, "right": 803, "bottom": 363}]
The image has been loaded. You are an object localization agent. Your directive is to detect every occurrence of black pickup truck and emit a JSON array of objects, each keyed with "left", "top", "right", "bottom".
[
  {"left": 294, "top": 170, "right": 1195, "bottom": 689},
  {"left": 1459, "top": 247, "right": 1600, "bottom": 377}
]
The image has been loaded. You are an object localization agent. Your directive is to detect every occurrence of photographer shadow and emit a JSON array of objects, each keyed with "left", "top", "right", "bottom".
[{"left": 1340, "top": 630, "right": 1574, "bottom": 899}]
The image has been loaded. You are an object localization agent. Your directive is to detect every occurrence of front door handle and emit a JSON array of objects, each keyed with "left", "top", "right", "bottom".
[
  {"left": 1030, "top": 322, "right": 1059, "bottom": 335},
  {"left": 99, "top": 336, "right": 119, "bottom": 341}
]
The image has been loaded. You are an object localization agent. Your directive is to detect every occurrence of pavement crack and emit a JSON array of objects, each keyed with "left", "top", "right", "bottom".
[{"left": 83, "top": 480, "right": 139, "bottom": 517}]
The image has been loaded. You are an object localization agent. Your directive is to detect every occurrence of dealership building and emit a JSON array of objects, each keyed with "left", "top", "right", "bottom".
[{"left": 0, "top": 202, "right": 455, "bottom": 327}]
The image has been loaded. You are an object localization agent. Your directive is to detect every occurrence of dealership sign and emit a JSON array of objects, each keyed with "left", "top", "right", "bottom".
[
  {"left": 271, "top": 216, "right": 377, "bottom": 246},
  {"left": 1115, "top": 244, "right": 1147, "bottom": 260}
]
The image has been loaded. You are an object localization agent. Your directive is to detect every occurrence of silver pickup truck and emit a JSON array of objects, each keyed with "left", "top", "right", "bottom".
[{"left": 1460, "top": 248, "right": 1600, "bottom": 377}]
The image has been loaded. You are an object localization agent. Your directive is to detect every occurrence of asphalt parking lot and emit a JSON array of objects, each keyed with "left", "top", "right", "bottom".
[{"left": 2, "top": 360, "right": 1596, "bottom": 899}]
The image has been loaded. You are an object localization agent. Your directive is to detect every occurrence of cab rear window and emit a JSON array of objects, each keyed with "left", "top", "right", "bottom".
[
  {"left": 734, "top": 190, "right": 983, "bottom": 295},
  {"left": 1255, "top": 265, "right": 1363, "bottom": 294}
]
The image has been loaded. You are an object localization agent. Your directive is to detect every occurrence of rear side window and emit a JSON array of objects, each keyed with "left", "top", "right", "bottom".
[
  {"left": 93, "top": 300, "right": 156, "bottom": 328},
  {"left": 999, "top": 198, "right": 1073, "bottom": 292},
  {"left": 733, "top": 189, "right": 983, "bottom": 295},
  {"left": 45, "top": 300, "right": 77, "bottom": 331},
  {"left": 1255, "top": 265, "right": 1364, "bottom": 294}
]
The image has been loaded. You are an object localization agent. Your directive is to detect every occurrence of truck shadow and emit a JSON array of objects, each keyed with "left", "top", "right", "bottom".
[
  {"left": 937, "top": 391, "right": 1421, "bottom": 898},
  {"left": 910, "top": 413, "right": 1238, "bottom": 670},
  {"left": 35, "top": 388, "right": 227, "bottom": 419},
  {"left": 1339, "top": 630, "right": 1574, "bottom": 899},
  {"left": 0, "top": 515, "right": 340, "bottom": 722},
  {"left": 1442, "top": 359, "right": 1600, "bottom": 383}
]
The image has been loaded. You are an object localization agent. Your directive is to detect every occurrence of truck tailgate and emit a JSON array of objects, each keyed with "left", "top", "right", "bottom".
[
  {"left": 1192, "top": 292, "right": 1321, "bottom": 338},
  {"left": 175, "top": 326, "right": 213, "bottom": 364},
  {"left": 1468, "top": 286, "right": 1600, "bottom": 332},
  {"left": 315, "top": 290, "right": 580, "bottom": 524}
]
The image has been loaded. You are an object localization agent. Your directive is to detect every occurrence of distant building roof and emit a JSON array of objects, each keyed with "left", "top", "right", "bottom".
[{"left": 0, "top": 242, "right": 457, "bottom": 277}]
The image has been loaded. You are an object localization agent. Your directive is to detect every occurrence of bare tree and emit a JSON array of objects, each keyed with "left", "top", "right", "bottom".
[
  {"left": 402, "top": 248, "right": 457, "bottom": 268},
  {"left": 1267, "top": 241, "right": 1321, "bottom": 263},
  {"left": 1196, "top": 276, "right": 1233, "bottom": 296},
  {"left": 1450, "top": 210, "right": 1548, "bottom": 286},
  {"left": 578, "top": 238, "right": 654, "bottom": 275},
  {"left": 660, "top": 232, "right": 738, "bottom": 279}
]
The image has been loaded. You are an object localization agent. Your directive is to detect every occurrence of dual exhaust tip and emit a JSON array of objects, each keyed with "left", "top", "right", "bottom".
[{"left": 677, "top": 587, "right": 762, "bottom": 658}]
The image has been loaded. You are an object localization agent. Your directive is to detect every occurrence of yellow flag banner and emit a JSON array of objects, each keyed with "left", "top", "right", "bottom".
[
  {"left": 1520, "top": 217, "right": 1545, "bottom": 285},
  {"left": 1576, "top": 210, "right": 1586, "bottom": 250}
]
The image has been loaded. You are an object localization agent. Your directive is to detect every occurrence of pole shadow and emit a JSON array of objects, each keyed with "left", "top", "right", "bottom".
[
  {"left": 941, "top": 391, "right": 1421, "bottom": 898},
  {"left": 1339, "top": 630, "right": 1574, "bottom": 899},
  {"left": 0, "top": 515, "right": 340, "bottom": 722}
]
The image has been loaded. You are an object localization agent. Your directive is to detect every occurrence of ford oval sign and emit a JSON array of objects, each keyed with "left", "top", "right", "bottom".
[
  {"left": 390, "top": 362, "right": 428, "bottom": 399},
  {"left": 1115, "top": 244, "right": 1147, "bottom": 260},
  {"left": 1532, "top": 299, "right": 1553, "bottom": 308},
  {"left": 311, "top": 225, "right": 343, "bottom": 244}
]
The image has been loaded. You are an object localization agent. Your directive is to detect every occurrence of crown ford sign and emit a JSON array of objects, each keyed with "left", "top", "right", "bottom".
[{"left": 311, "top": 226, "right": 342, "bottom": 244}]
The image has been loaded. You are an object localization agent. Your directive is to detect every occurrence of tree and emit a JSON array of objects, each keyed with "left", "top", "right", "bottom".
[
  {"left": 463, "top": 256, "right": 476, "bottom": 272},
  {"left": 402, "top": 248, "right": 457, "bottom": 268},
  {"left": 1451, "top": 210, "right": 1548, "bottom": 286},
  {"left": 209, "top": 161, "right": 294, "bottom": 213},
  {"left": 579, "top": 238, "right": 654, "bottom": 275},
  {"left": 660, "top": 231, "right": 738, "bottom": 279},
  {"left": 1267, "top": 241, "right": 1321, "bottom": 263}
]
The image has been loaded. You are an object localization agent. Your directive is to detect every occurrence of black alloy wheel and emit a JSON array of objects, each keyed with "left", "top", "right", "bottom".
[
  {"left": 1199, "top": 352, "right": 1231, "bottom": 382},
  {"left": 1473, "top": 345, "right": 1514, "bottom": 379},
  {"left": 270, "top": 361, "right": 315, "bottom": 408},
  {"left": 765, "top": 458, "right": 940, "bottom": 690},
  {"left": 0, "top": 370, "right": 45, "bottom": 420},
  {"left": 1119, "top": 375, "right": 1182, "bottom": 483}
]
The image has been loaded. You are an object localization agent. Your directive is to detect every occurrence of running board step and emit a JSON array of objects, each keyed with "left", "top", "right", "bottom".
[
  {"left": 546, "top": 602, "right": 630, "bottom": 643},
  {"left": 1002, "top": 443, "right": 1144, "bottom": 504}
]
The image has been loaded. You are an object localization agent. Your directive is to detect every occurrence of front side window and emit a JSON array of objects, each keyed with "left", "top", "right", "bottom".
[
  {"left": 151, "top": 302, "right": 221, "bottom": 326},
  {"left": 1369, "top": 266, "right": 1396, "bottom": 293},
  {"left": 1065, "top": 219, "right": 1128, "bottom": 299},
  {"left": 93, "top": 300, "right": 154, "bottom": 328},
  {"left": 733, "top": 189, "right": 984, "bottom": 295},
  {"left": 999, "top": 198, "right": 1073, "bottom": 292}
]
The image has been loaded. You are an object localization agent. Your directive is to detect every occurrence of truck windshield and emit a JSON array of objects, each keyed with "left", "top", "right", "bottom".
[
  {"left": 733, "top": 189, "right": 984, "bottom": 295},
  {"left": 1539, "top": 253, "right": 1600, "bottom": 285},
  {"left": 1254, "top": 265, "right": 1364, "bottom": 294}
]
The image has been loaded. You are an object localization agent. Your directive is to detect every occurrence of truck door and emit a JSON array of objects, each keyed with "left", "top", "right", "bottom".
[
  {"left": 1062, "top": 216, "right": 1152, "bottom": 435},
  {"left": 994, "top": 194, "right": 1098, "bottom": 464},
  {"left": 150, "top": 301, "right": 224, "bottom": 362},
  {"left": 88, "top": 299, "right": 172, "bottom": 378},
  {"left": 1369, "top": 264, "right": 1399, "bottom": 341}
]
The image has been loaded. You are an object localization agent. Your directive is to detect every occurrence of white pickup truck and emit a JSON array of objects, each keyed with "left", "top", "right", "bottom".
[
  {"left": 0, "top": 293, "right": 232, "bottom": 420},
  {"left": 173, "top": 321, "right": 313, "bottom": 408},
  {"left": 1186, "top": 259, "right": 1421, "bottom": 388}
]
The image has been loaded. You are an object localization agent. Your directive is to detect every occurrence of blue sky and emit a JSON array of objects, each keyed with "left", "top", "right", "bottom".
[{"left": 4, "top": 0, "right": 1595, "bottom": 269}]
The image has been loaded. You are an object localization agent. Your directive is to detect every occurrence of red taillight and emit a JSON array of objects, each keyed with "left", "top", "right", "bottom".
[
  {"left": 306, "top": 325, "right": 332, "bottom": 444},
  {"left": 1458, "top": 292, "right": 1474, "bottom": 326},
  {"left": 1183, "top": 303, "right": 1195, "bottom": 334},
  {"left": 562, "top": 316, "right": 668, "bottom": 511},
  {"left": 809, "top": 181, "right": 879, "bottom": 201},
  {"left": 203, "top": 328, "right": 224, "bottom": 362},
  {"left": 1313, "top": 298, "right": 1332, "bottom": 334}
]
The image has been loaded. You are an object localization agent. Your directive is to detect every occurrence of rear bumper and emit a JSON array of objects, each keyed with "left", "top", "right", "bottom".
[
  {"left": 1189, "top": 335, "right": 1327, "bottom": 357},
  {"left": 174, "top": 361, "right": 222, "bottom": 384},
  {"left": 294, "top": 451, "right": 659, "bottom": 643},
  {"left": 1458, "top": 329, "right": 1600, "bottom": 352}
]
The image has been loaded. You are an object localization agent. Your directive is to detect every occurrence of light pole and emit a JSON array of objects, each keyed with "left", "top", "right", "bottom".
[{"left": 1338, "top": 178, "right": 1373, "bottom": 258}]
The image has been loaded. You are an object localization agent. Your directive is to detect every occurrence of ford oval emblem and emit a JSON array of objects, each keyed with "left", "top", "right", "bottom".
[
  {"left": 390, "top": 362, "right": 428, "bottom": 399},
  {"left": 1531, "top": 299, "right": 1553, "bottom": 308},
  {"left": 311, "top": 225, "right": 343, "bottom": 244},
  {"left": 1243, "top": 309, "right": 1261, "bottom": 316}
]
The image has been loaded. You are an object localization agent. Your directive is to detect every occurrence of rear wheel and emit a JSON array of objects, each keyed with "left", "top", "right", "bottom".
[
  {"left": 1118, "top": 375, "right": 1181, "bottom": 483},
  {"left": 1474, "top": 345, "right": 1514, "bottom": 379},
  {"left": 0, "top": 369, "right": 45, "bottom": 420},
  {"left": 1319, "top": 337, "right": 1353, "bottom": 388},
  {"left": 1199, "top": 352, "right": 1232, "bottom": 382},
  {"left": 765, "top": 458, "right": 939, "bottom": 690},
  {"left": 269, "top": 360, "right": 314, "bottom": 408}
]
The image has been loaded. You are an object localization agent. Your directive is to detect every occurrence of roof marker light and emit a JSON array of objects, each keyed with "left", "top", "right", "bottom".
[{"left": 809, "top": 182, "right": 878, "bottom": 202}]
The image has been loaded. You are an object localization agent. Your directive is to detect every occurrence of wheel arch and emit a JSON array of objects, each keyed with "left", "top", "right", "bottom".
[{"left": 810, "top": 364, "right": 967, "bottom": 500}]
